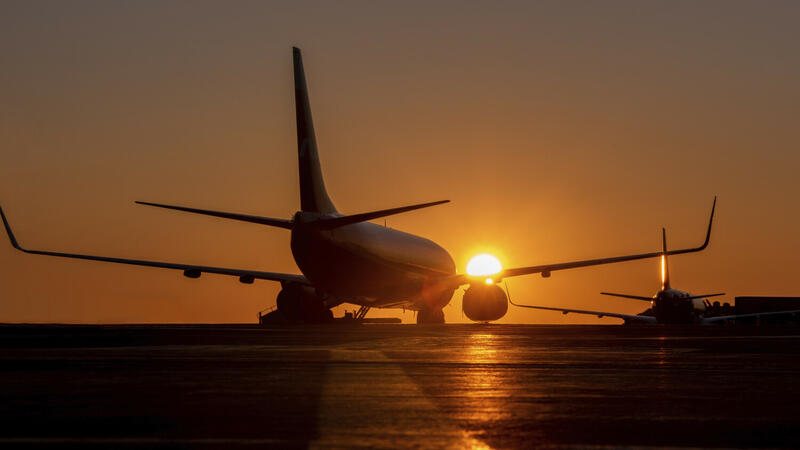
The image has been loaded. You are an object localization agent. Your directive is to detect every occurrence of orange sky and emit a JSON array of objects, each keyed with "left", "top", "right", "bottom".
[{"left": 1, "top": 1, "right": 799, "bottom": 324}]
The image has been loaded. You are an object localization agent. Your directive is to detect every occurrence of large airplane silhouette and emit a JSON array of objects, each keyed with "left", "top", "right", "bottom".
[{"left": 1, "top": 47, "right": 716, "bottom": 323}]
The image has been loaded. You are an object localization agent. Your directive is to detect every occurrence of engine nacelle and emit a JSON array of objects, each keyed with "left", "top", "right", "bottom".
[
  {"left": 276, "top": 284, "right": 333, "bottom": 323},
  {"left": 462, "top": 283, "right": 508, "bottom": 322}
]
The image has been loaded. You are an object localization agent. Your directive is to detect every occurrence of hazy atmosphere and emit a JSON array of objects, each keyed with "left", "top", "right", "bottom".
[{"left": 1, "top": 0, "right": 798, "bottom": 323}]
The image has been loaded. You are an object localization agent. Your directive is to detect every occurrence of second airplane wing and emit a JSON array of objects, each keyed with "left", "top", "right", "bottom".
[
  {"left": 460, "top": 197, "right": 716, "bottom": 285},
  {"left": 509, "top": 299, "right": 657, "bottom": 324}
]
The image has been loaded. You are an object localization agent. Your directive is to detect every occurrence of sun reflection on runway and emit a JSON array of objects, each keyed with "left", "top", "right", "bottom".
[
  {"left": 458, "top": 332, "right": 512, "bottom": 429},
  {"left": 466, "top": 333, "right": 497, "bottom": 363}
]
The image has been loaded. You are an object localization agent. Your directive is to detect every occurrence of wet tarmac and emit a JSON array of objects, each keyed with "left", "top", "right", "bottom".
[{"left": 1, "top": 324, "right": 800, "bottom": 448}]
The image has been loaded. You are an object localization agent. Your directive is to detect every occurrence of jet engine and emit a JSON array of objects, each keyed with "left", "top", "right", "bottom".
[
  {"left": 462, "top": 283, "right": 508, "bottom": 322},
  {"left": 276, "top": 283, "right": 333, "bottom": 323}
]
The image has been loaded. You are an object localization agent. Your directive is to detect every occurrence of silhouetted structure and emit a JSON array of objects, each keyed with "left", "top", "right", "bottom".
[{"left": 734, "top": 297, "right": 800, "bottom": 325}]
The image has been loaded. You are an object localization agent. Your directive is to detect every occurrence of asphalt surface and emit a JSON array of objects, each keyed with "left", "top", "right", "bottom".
[{"left": 1, "top": 324, "right": 800, "bottom": 448}]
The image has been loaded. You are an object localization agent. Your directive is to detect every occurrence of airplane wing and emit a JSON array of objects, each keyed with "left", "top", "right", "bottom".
[
  {"left": 463, "top": 197, "right": 716, "bottom": 284},
  {"left": 509, "top": 300, "right": 657, "bottom": 324},
  {"left": 0, "top": 206, "right": 308, "bottom": 285},
  {"left": 701, "top": 309, "right": 800, "bottom": 325}
]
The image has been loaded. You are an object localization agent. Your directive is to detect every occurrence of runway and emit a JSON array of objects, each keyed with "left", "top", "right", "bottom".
[{"left": 1, "top": 324, "right": 799, "bottom": 448}]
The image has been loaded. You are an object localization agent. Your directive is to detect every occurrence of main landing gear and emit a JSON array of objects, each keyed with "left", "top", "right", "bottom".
[
  {"left": 354, "top": 306, "right": 370, "bottom": 320},
  {"left": 416, "top": 308, "right": 445, "bottom": 324}
]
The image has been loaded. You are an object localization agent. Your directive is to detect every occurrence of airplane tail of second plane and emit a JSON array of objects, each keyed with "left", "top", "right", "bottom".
[
  {"left": 293, "top": 47, "right": 337, "bottom": 214},
  {"left": 661, "top": 228, "right": 671, "bottom": 290}
]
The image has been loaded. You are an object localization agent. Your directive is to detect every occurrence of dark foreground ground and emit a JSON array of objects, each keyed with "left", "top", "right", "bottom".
[{"left": 1, "top": 324, "right": 799, "bottom": 448}]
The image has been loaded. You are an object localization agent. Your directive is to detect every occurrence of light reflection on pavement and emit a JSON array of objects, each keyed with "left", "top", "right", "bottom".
[{"left": 1, "top": 324, "right": 800, "bottom": 448}]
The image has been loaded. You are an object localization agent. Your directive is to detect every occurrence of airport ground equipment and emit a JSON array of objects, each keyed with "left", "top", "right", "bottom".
[{"left": 731, "top": 297, "right": 800, "bottom": 325}]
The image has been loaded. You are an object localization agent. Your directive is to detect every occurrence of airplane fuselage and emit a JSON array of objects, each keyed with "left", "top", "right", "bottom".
[
  {"left": 290, "top": 211, "right": 457, "bottom": 311},
  {"left": 650, "top": 289, "right": 709, "bottom": 324}
]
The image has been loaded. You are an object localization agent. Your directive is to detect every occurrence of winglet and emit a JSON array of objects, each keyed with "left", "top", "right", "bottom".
[
  {"left": 663, "top": 195, "right": 716, "bottom": 256},
  {"left": 0, "top": 205, "right": 23, "bottom": 251},
  {"left": 699, "top": 196, "right": 716, "bottom": 251}
]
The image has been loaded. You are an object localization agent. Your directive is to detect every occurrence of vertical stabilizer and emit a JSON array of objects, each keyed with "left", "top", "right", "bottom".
[
  {"left": 293, "top": 47, "right": 337, "bottom": 213},
  {"left": 661, "top": 228, "right": 671, "bottom": 290}
]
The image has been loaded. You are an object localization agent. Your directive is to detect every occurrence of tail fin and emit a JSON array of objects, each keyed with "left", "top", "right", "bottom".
[
  {"left": 293, "top": 47, "right": 337, "bottom": 213},
  {"left": 661, "top": 228, "right": 671, "bottom": 290}
]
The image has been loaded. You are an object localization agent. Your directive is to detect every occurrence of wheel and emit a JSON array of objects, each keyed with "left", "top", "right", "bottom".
[
  {"left": 416, "top": 308, "right": 445, "bottom": 324},
  {"left": 276, "top": 284, "right": 333, "bottom": 323}
]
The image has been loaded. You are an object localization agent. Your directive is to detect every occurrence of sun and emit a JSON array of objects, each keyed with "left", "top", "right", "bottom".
[{"left": 466, "top": 253, "right": 503, "bottom": 277}]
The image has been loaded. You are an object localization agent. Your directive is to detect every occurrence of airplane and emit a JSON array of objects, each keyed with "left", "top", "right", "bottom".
[
  {"left": 510, "top": 228, "right": 800, "bottom": 325},
  {"left": 1, "top": 47, "right": 716, "bottom": 324}
]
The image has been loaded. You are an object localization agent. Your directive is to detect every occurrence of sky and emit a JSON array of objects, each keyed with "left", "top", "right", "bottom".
[{"left": 0, "top": 0, "right": 798, "bottom": 324}]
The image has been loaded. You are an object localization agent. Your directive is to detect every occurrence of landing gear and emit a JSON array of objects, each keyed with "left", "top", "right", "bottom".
[
  {"left": 416, "top": 308, "right": 445, "bottom": 324},
  {"left": 354, "top": 306, "right": 370, "bottom": 320},
  {"left": 275, "top": 284, "right": 334, "bottom": 323}
]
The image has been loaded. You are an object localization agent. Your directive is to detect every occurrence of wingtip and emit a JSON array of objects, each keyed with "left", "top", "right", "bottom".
[
  {"left": 697, "top": 196, "right": 716, "bottom": 250},
  {"left": 0, "top": 205, "right": 22, "bottom": 250},
  {"left": 707, "top": 196, "right": 716, "bottom": 227}
]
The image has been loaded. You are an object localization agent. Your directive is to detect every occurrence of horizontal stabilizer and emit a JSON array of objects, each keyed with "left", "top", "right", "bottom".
[
  {"left": 136, "top": 201, "right": 293, "bottom": 229},
  {"left": 311, "top": 200, "right": 449, "bottom": 229},
  {"left": 600, "top": 292, "right": 653, "bottom": 301},
  {"left": 685, "top": 293, "right": 725, "bottom": 301}
]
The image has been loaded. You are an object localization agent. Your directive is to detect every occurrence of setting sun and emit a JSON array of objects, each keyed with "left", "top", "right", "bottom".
[{"left": 466, "top": 254, "right": 503, "bottom": 277}]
